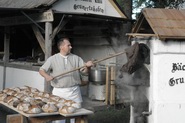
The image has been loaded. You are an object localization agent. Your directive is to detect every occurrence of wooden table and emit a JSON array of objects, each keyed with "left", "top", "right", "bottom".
[{"left": 0, "top": 101, "right": 93, "bottom": 123}]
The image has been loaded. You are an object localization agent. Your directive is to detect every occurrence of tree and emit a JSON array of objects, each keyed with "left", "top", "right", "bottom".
[
  {"left": 133, "top": 0, "right": 185, "bottom": 19},
  {"left": 116, "top": 0, "right": 132, "bottom": 19},
  {"left": 133, "top": 0, "right": 185, "bottom": 8}
]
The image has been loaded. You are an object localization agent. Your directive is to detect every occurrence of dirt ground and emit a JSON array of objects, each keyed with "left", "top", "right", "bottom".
[{"left": 87, "top": 104, "right": 130, "bottom": 123}]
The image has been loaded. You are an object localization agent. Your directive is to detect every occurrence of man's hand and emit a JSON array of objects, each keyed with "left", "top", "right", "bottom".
[
  {"left": 39, "top": 69, "right": 54, "bottom": 82},
  {"left": 85, "top": 61, "right": 94, "bottom": 67},
  {"left": 80, "top": 61, "right": 94, "bottom": 73},
  {"left": 45, "top": 75, "right": 54, "bottom": 82}
]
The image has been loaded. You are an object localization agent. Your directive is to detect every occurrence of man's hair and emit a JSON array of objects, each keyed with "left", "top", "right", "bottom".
[{"left": 57, "top": 37, "right": 70, "bottom": 50}]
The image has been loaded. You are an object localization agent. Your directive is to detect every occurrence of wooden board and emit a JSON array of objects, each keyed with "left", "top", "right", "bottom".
[
  {"left": 0, "top": 11, "right": 53, "bottom": 26},
  {"left": 0, "top": 101, "right": 93, "bottom": 118}
]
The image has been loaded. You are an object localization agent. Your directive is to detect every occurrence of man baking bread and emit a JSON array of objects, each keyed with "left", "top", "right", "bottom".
[{"left": 39, "top": 37, "right": 93, "bottom": 109}]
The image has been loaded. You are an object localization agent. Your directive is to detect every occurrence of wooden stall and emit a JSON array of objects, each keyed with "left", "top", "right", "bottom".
[
  {"left": 0, "top": 0, "right": 128, "bottom": 122},
  {"left": 0, "top": 0, "right": 127, "bottom": 92}
]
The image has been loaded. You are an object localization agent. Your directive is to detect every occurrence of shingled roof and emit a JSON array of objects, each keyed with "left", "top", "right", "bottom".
[
  {"left": 0, "top": 0, "right": 57, "bottom": 9},
  {"left": 129, "top": 8, "right": 185, "bottom": 40}
]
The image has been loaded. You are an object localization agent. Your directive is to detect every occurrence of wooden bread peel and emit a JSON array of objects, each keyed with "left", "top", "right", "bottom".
[{"left": 52, "top": 51, "right": 126, "bottom": 80}]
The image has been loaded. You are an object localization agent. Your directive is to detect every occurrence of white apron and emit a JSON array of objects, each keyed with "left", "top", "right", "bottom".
[{"left": 52, "top": 86, "right": 82, "bottom": 103}]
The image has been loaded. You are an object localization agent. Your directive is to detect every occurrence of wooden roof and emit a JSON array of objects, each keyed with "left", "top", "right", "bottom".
[{"left": 130, "top": 8, "right": 185, "bottom": 40}]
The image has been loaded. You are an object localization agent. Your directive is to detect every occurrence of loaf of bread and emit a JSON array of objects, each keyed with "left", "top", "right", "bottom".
[
  {"left": 36, "top": 92, "right": 50, "bottom": 98},
  {"left": 59, "top": 106, "right": 76, "bottom": 114},
  {"left": 56, "top": 102, "right": 65, "bottom": 108},
  {"left": 19, "top": 95, "right": 28, "bottom": 101},
  {"left": 0, "top": 93, "right": 7, "bottom": 101},
  {"left": 41, "top": 97, "right": 50, "bottom": 103},
  {"left": 64, "top": 100, "right": 74, "bottom": 106},
  {"left": 26, "top": 105, "right": 42, "bottom": 114},
  {"left": 20, "top": 86, "right": 29, "bottom": 90},
  {"left": 30, "top": 99, "right": 46, "bottom": 107},
  {"left": 12, "top": 87, "right": 21, "bottom": 92},
  {"left": 33, "top": 95, "right": 42, "bottom": 100},
  {"left": 2, "top": 88, "right": 10, "bottom": 93},
  {"left": 7, "top": 98, "right": 20, "bottom": 108},
  {"left": 30, "top": 88, "right": 39, "bottom": 93},
  {"left": 17, "top": 102, "right": 31, "bottom": 112},
  {"left": 24, "top": 97, "right": 35, "bottom": 103},
  {"left": 49, "top": 95, "right": 61, "bottom": 102},
  {"left": 63, "top": 100, "right": 80, "bottom": 109},
  {"left": 6, "top": 90, "right": 17, "bottom": 96},
  {"left": 71, "top": 102, "right": 81, "bottom": 109},
  {"left": 7, "top": 96, "right": 18, "bottom": 103},
  {"left": 58, "top": 98, "right": 66, "bottom": 103},
  {"left": 3, "top": 95, "right": 15, "bottom": 103},
  {"left": 14, "top": 93, "right": 25, "bottom": 99},
  {"left": 42, "top": 102, "right": 58, "bottom": 113}
]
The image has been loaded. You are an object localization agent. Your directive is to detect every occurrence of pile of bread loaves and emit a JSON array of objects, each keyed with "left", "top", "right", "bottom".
[{"left": 0, "top": 86, "right": 79, "bottom": 114}]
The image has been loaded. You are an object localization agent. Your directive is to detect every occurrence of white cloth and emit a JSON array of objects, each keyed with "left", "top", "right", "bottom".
[
  {"left": 52, "top": 86, "right": 82, "bottom": 103},
  {"left": 52, "top": 86, "right": 78, "bottom": 123}
]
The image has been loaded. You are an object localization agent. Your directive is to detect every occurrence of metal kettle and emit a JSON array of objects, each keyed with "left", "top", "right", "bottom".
[{"left": 89, "top": 65, "right": 106, "bottom": 84}]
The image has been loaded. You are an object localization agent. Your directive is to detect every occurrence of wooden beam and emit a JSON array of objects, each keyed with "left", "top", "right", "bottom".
[
  {"left": 110, "top": 66, "right": 116, "bottom": 105},
  {"left": 44, "top": 22, "right": 52, "bottom": 93},
  {"left": 45, "top": 22, "right": 52, "bottom": 59},
  {"left": 126, "top": 33, "right": 158, "bottom": 38},
  {"left": 32, "top": 25, "right": 46, "bottom": 54},
  {"left": 4, "top": 27, "right": 10, "bottom": 63},
  {"left": 105, "top": 66, "right": 110, "bottom": 105},
  {"left": 52, "top": 15, "right": 67, "bottom": 41},
  {"left": 132, "top": 15, "right": 145, "bottom": 33},
  {"left": 21, "top": 11, "right": 45, "bottom": 32},
  {"left": 3, "top": 26, "right": 10, "bottom": 89},
  {"left": 128, "top": 15, "right": 145, "bottom": 41},
  {"left": 0, "top": 11, "right": 53, "bottom": 26},
  {"left": 52, "top": 20, "right": 68, "bottom": 41}
]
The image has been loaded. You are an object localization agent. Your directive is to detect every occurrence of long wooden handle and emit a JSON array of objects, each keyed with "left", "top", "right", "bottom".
[{"left": 53, "top": 51, "right": 126, "bottom": 79}]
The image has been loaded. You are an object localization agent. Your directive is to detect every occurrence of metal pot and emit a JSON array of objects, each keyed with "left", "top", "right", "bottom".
[{"left": 89, "top": 67, "right": 106, "bottom": 84}]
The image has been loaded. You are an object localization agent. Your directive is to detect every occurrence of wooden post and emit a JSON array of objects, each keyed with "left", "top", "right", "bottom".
[
  {"left": 3, "top": 26, "right": 10, "bottom": 89},
  {"left": 45, "top": 22, "right": 52, "bottom": 59},
  {"left": 105, "top": 66, "right": 110, "bottom": 105},
  {"left": 110, "top": 66, "right": 116, "bottom": 105},
  {"left": 44, "top": 22, "right": 52, "bottom": 93}
]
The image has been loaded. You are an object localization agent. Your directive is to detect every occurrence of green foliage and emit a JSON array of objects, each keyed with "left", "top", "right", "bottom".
[
  {"left": 133, "top": 0, "right": 185, "bottom": 9},
  {"left": 116, "top": 0, "right": 125, "bottom": 9},
  {"left": 116, "top": 0, "right": 185, "bottom": 19},
  {"left": 132, "top": 0, "right": 185, "bottom": 19}
]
